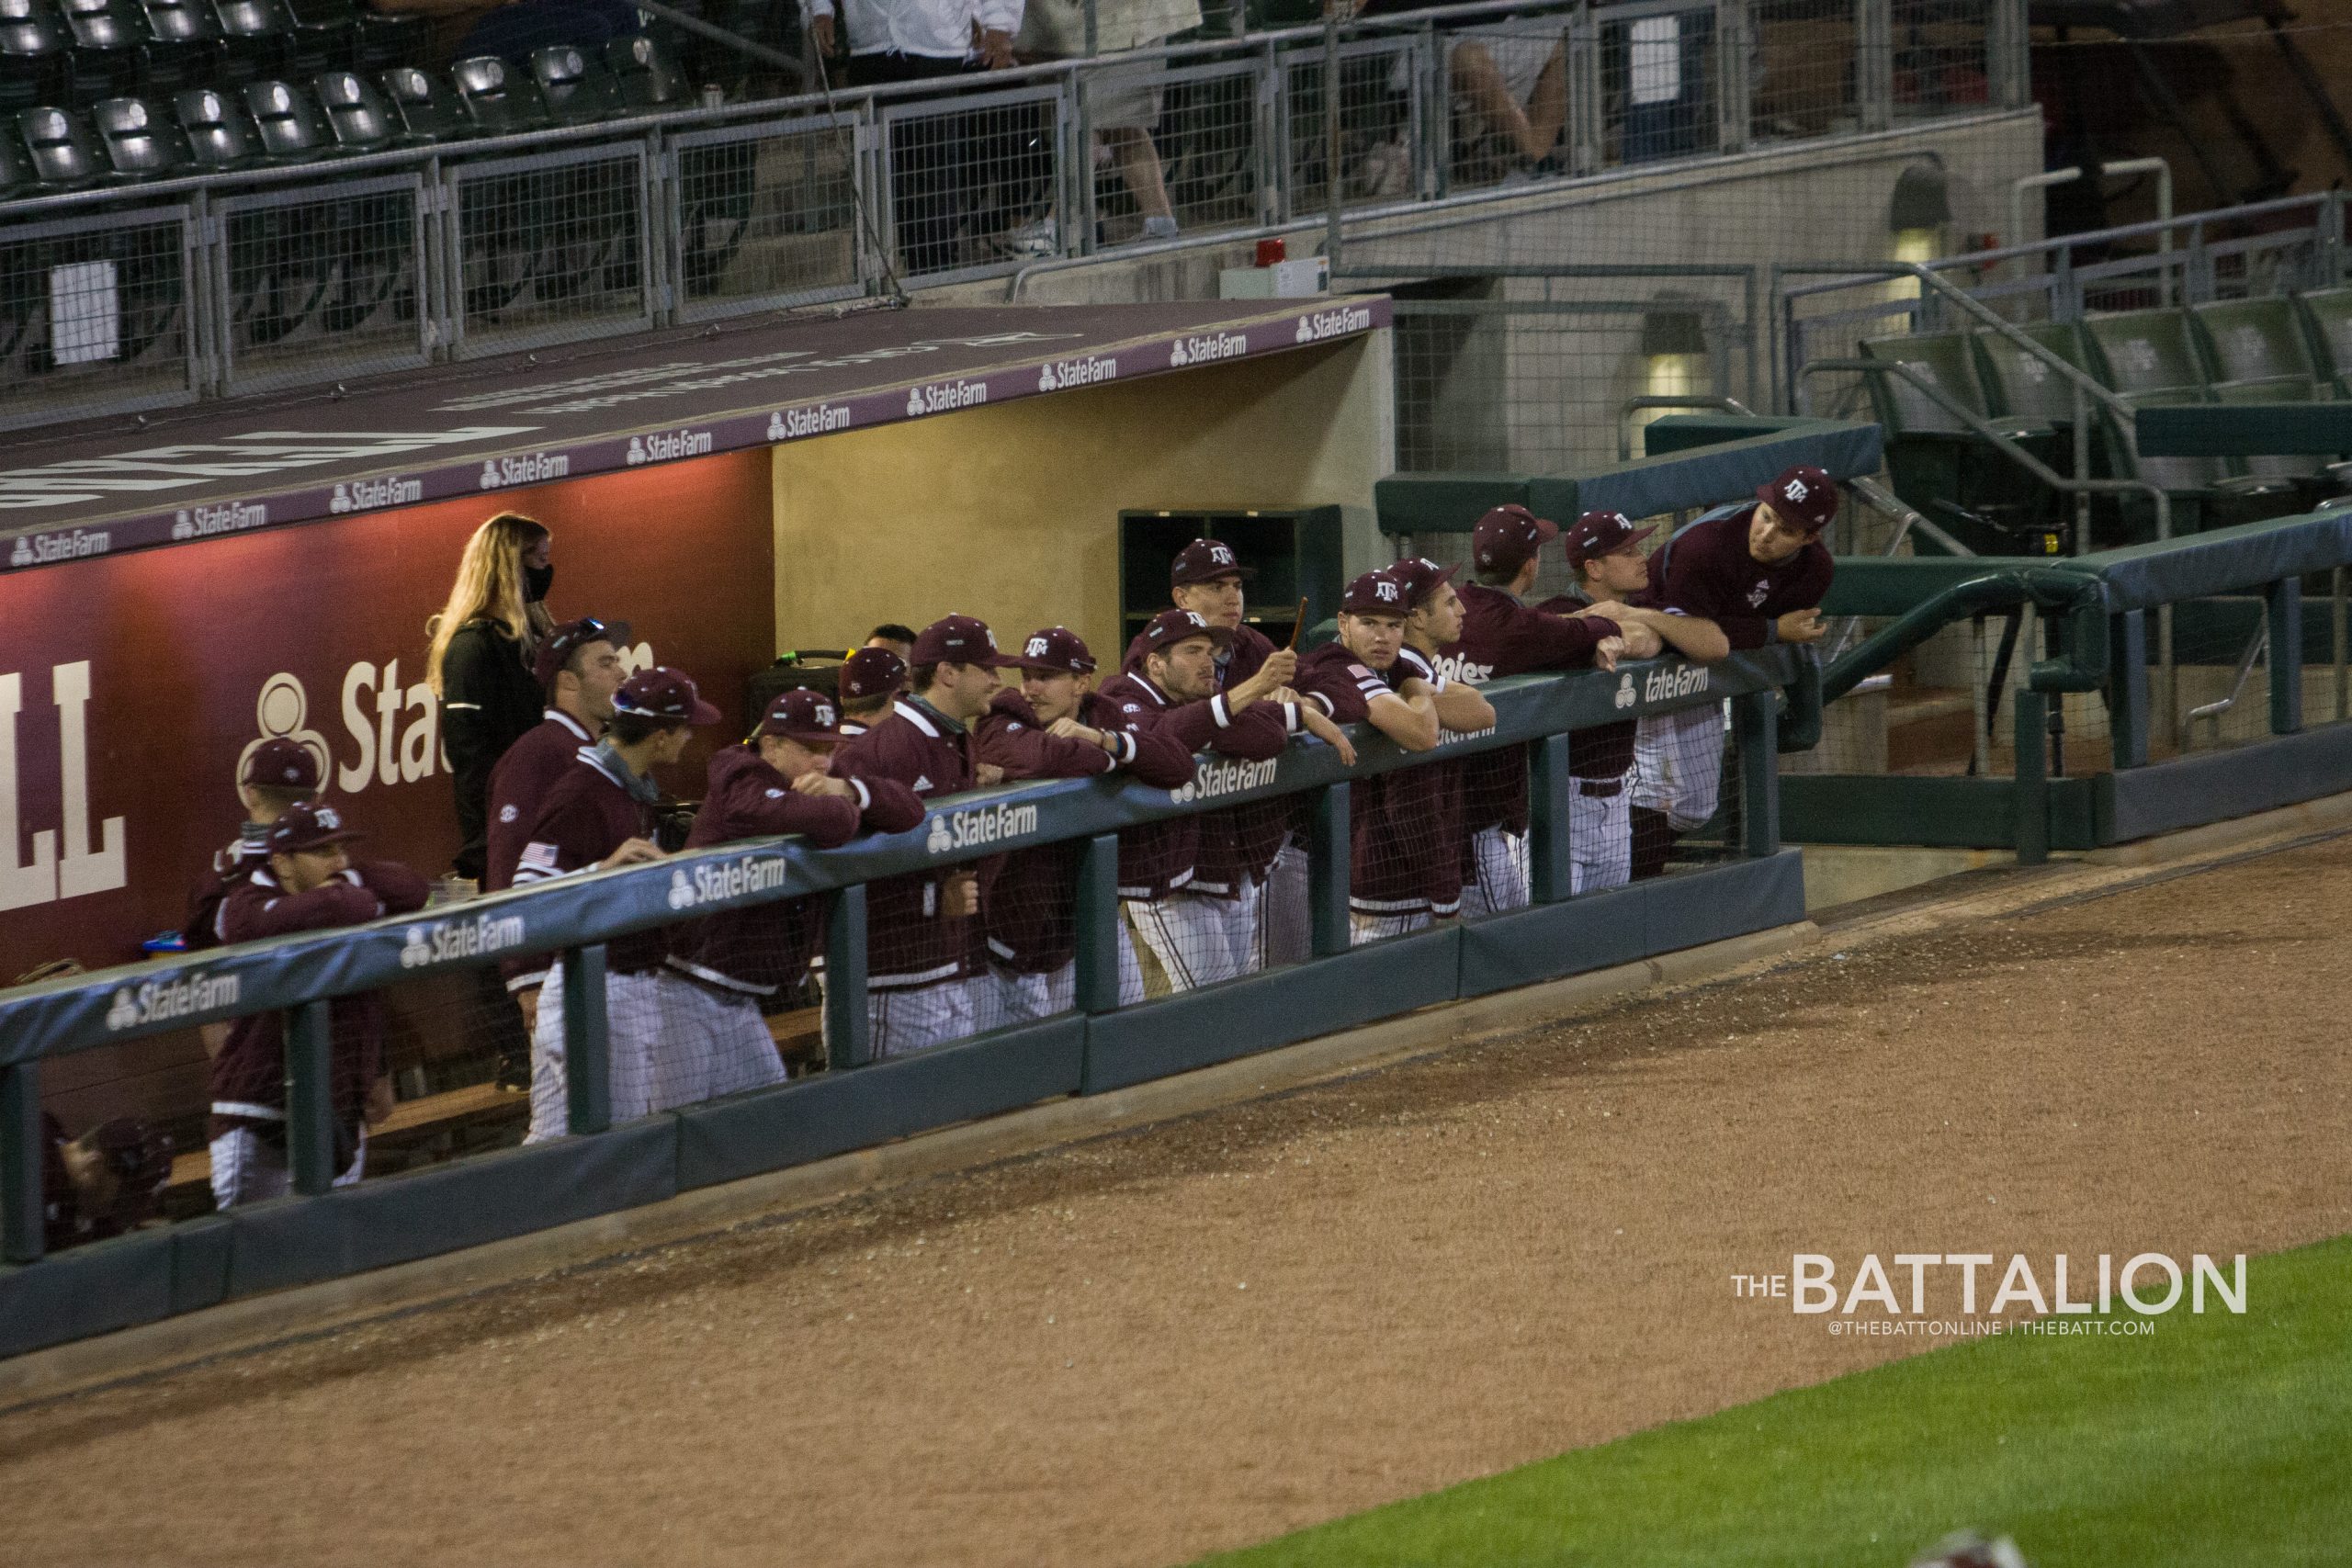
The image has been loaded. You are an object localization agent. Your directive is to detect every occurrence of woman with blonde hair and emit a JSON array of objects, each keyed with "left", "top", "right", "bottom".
[{"left": 428, "top": 512, "right": 555, "bottom": 883}]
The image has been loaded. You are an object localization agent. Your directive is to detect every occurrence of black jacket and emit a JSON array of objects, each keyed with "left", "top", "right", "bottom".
[{"left": 442, "top": 619, "right": 542, "bottom": 879}]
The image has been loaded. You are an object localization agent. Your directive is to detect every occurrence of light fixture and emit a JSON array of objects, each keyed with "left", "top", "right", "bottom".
[
  {"left": 1639, "top": 300, "right": 1710, "bottom": 434},
  {"left": 1887, "top": 164, "right": 1951, "bottom": 233}
]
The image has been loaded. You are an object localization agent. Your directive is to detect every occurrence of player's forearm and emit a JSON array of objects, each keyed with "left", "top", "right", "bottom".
[
  {"left": 1648, "top": 612, "right": 1733, "bottom": 662},
  {"left": 1369, "top": 695, "right": 1441, "bottom": 752},
  {"left": 1429, "top": 681, "right": 1494, "bottom": 733}
]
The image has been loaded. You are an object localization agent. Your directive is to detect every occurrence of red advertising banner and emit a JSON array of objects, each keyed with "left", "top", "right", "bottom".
[{"left": 0, "top": 449, "right": 775, "bottom": 980}]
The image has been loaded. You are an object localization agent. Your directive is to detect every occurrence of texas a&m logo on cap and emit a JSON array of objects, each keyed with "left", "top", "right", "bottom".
[{"left": 1026, "top": 636, "right": 1051, "bottom": 659}]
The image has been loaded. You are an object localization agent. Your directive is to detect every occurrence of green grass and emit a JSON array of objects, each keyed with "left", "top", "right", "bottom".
[{"left": 1203, "top": 1235, "right": 2352, "bottom": 1568}]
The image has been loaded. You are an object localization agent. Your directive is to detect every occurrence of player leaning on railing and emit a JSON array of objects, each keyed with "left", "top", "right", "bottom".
[{"left": 1387, "top": 555, "right": 1498, "bottom": 929}]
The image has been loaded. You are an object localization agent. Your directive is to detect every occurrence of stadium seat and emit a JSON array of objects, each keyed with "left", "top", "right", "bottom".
[
  {"left": 2296, "top": 286, "right": 2352, "bottom": 396},
  {"left": 2189, "top": 297, "right": 2324, "bottom": 398},
  {"left": 57, "top": 0, "right": 141, "bottom": 100},
  {"left": 377, "top": 62, "right": 466, "bottom": 141},
  {"left": 605, "top": 31, "right": 687, "bottom": 112},
  {"left": 277, "top": 0, "right": 353, "bottom": 73},
  {"left": 0, "top": 114, "right": 35, "bottom": 192},
  {"left": 2078, "top": 306, "right": 2207, "bottom": 399},
  {"left": 209, "top": 0, "right": 291, "bottom": 83},
  {"left": 1857, "top": 331, "right": 2063, "bottom": 554},
  {"left": 312, "top": 65, "right": 389, "bottom": 150},
  {"left": 527, "top": 42, "right": 619, "bottom": 124},
  {"left": 350, "top": 6, "right": 418, "bottom": 71},
  {"left": 171, "top": 79, "right": 255, "bottom": 164},
  {"left": 17, "top": 101, "right": 105, "bottom": 185},
  {"left": 135, "top": 0, "right": 220, "bottom": 92},
  {"left": 449, "top": 52, "right": 546, "bottom": 134},
  {"left": 0, "top": 0, "right": 67, "bottom": 110},
  {"left": 1969, "top": 321, "right": 2089, "bottom": 432},
  {"left": 239, "top": 74, "right": 326, "bottom": 160},
  {"left": 91, "top": 89, "right": 189, "bottom": 175}
]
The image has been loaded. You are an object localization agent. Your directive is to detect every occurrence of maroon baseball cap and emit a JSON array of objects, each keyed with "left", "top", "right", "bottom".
[
  {"left": 1340, "top": 568, "right": 1409, "bottom": 616},
  {"left": 1471, "top": 504, "right": 1559, "bottom": 574},
  {"left": 910, "top": 615, "right": 1013, "bottom": 668},
  {"left": 755, "top": 688, "right": 844, "bottom": 744},
  {"left": 1757, "top": 465, "right": 1839, "bottom": 534},
  {"left": 266, "top": 800, "right": 363, "bottom": 855},
  {"left": 613, "top": 667, "right": 722, "bottom": 726},
  {"left": 1139, "top": 607, "right": 1233, "bottom": 653},
  {"left": 1563, "top": 510, "right": 1657, "bottom": 570},
  {"left": 838, "top": 646, "right": 907, "bottom": 701},
  {"left": 1385, "top": 556, "right": 1457, "bottom": 609},
  {"left": 1009, "top": 626, "right": 1096, "bottom": 675},
  {"left": 241, "top": 738, "right": 321, "bottom": 791},
  {"left": 1170, "top": 537, "right": 1254, "bottom": 586},
  {"left": 533, "top": 615, "right": 631, "bottom": 687}
]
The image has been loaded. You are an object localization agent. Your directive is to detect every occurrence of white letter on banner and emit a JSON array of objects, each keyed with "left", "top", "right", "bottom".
[
  {"left": 0, "top": 671, "right": 59, "bottom": 909},
  {"left": 52, "top": 660, "right": 124, "bottom": 898},
  {"left": 340, "top": 662, "right": 377, "bottom": 794}
]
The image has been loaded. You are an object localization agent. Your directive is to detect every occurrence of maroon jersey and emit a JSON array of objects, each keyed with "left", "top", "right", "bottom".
[
  {"left": 1439, "top": 581, "right": 1633, "bottom": 839},
  {"left": 184, "top": 826, "right": 270, "bottom": 950},
  {"left": 209, "top": 859, "right": 431, "bottom": 1141},
  {"left": 512, "top": 745, "right": 668, "bottom": 975},
  {"left": 1394, "top": 645, "right": 1466, "bottom": 919},
  {"left": 665, "top": 745, "right": 923, "bottom": 998},
  {"left": 485, "top": 709, "right": 598, "bottom": 894},
  {"left": 976, "top": 688, "right": 1195, "bottom": 971},
  {"left": 831, "top": 697, "right": 983, "bottom": 987},
  {"left": 1637, "top": 504, "right": 1835, "bottom": 649},
  {"left": 1294, "top": 643, "right": 1432, "bottom": 918},
  {"left": 1123, "top": 621, "right": 1292, "bottom": 893},
  {"left": 1096, "top": 669, "right": 1291, "bottom": 901}
]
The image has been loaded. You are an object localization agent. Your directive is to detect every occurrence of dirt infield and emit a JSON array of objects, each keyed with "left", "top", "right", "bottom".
[{"left": 6, "top": 840, "right": 2350, "bottom": 1567}]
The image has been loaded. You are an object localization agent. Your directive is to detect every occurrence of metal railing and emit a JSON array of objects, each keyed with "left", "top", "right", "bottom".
[{"left": 0, "top": 0, "right": 2024, "bottom": 433}]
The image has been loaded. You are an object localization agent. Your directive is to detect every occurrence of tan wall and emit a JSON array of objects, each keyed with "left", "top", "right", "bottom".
[{"left": 770, "top": 331, "right": 1393, "bottom": 660}]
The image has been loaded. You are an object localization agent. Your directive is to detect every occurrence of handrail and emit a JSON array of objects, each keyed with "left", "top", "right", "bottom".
[
  {"left": 1614, "top": 393, "right": 1755, "bottom": 462},
  {"left": 1819, "top": 565, "right": 2109, "bottom": 705}
]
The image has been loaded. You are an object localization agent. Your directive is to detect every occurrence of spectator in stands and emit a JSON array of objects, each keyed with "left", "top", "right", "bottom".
[
  {"left": 185, "top": 739, "right": 322, "bottom": 953},
  {"left": 513, "top": 667, "right": 717, "bottom": 1139},
  {"left": 1009, "top": 0, "right": 1197, "bottom": 253},
  {"left": 1628, "top": 468, "right": 1835, "bottom": 879},
  {"left": 664, "top": 689, "right": 925, "bottom": 1089},
  {"left": 831, "top": 615, "right": 1012, "bottom": 1055},
  {"left": 210, "top": 803, "right": 431, "bottom": 1209},
  {"left": 1385, "top": 557, "right": 1496, "bottom": 925},
  {"left": 837, "top": 646, "right": 909, "bottom": 736},
  {"left": 1326, "top": 0, "right": 1564, "bottom": 181},
  {"left": 478, "top": 615, "right": 630, "bottom": 1087},
  {"left": 1100, "top": 609, "right": 1350, "bottom": 990},
  {"left": 427, "top": 512, "right": 555, "bottom": 885},
  {"left": 1439, "top": 504, "right": 1651, "bottom": 909},
  {"left": 1122, "top": 539, "right": 1302, "bottom": 976},
  {"left": 1293, "top": 569, "right": 1459, "bottom": 945},
  {"left": 865, "top": 624, "right": 920, "bottom": 663},
  {"left": 976, "top": 626, "right": 1194, "bottom": 1018},
  {"left": 806, "top": 0, "right": 1023, "bottom": 273}
]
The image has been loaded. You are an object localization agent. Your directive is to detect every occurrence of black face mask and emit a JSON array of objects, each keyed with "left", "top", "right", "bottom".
[{"left": 524, "top": 563, "right": 554, "bottom": 603}]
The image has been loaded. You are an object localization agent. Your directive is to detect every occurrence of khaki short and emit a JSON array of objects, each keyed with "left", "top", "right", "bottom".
[{"left": 1083, "top": 57, "right": 1169, "bottom": 131}]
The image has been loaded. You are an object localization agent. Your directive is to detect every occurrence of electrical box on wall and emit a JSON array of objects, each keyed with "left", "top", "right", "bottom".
[{"left": 1118, "top": 506, "right": 1345, "bottom": 651}]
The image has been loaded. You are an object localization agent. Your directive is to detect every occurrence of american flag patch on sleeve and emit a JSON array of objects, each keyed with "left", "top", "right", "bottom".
[{"left": 515, "top": 842, "right": 561, "bottom": 881}]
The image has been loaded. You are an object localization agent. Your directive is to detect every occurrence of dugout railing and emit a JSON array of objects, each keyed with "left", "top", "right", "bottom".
[{"left": 0, "top": 649, "right": 1808, "bottom": 1359}]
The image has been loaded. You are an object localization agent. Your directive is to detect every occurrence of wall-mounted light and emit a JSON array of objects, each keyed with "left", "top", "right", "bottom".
[
  {"left": 1886, "top": 164, "right": 1951, "bottom": 299},
  {"left": 1639, "top": 304, "right": 1710, "bottom": 431}
]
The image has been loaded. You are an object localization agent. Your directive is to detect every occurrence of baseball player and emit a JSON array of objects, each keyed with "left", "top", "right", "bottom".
[
  {"left": 211, "top": 802, "right": 430, "bottom": 1207},
  {"left": 1628, "top": 465, "right": 1836, "bottom": 878},
  {"left": 512, "top": 667, "right": 717, "bottom": 1140},
  {"left": 830, "top": 615, "right": 1012, "bottom": 1056},
  {"left": 1122, "top": 539, "right": 1303, "bottom": 973},
  {"left": 977, "top": 626, "right": 1197, "bottom": 1019},
  {"left": 1100, "top": 608, "right": 1351, "bottom": 991},
  {"left": 834, "top": 646, "right": 907, "bottom": 738},
  {"left": 1385, "top": 557, "right": 1498, "bottom": 924},
  {"left": 1437, "top": 505, "right": 1655, "bottom": 911},
  {"left": 185, "top": 738, "right": 323, "bottom": 952},
  {"left": 1293, "top": 569, "right": 1460, "bottom": 944},
  {"left": 663, "top": 689, "right": 925, "bottom": 1091},
  {"left": 12, "top": 958, "right": 174, "bottom": 1250}
]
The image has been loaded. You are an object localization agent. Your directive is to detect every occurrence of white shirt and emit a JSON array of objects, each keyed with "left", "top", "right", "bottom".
[{"left": 805, "top": 0, "right": 1023, "bottom": 60}]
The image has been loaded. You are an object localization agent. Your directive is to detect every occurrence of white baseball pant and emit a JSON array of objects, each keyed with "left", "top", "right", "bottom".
[
  {"left": 208, "top": 1122, "right": 367, "bottom": 1209},
  {"left": 526, "top": 962, "right": 675, "bottom": 1143},
  {"left": 654, "top": 971, "right": 789, "bottom": 1105},
  {"left": 1632, "top": 702, "right": 1730, "bottom": 832},
  {"left": 1460, "top": 826, "right": 1531, "bottom": 918},
  {"left": 1260, "top": 840, "right": 1311, "bottom": 967},
  {"left": 866, "top": 976, "right": 983, "bottom": 1058},
  {"left": 1220, "top": 878, "right": 1265, "bottom": 978},
  {"left": 1125, "top": 891, "right": 1244, "bottom": 992},
  {"left": 1570, "top": 775, "right": 1634, "bottom": 895},
  {"left": 990, "top": 924, "right": 1148, "bottom": 1022},
  {"left": 1350, "top": 909, "right": 1432, "bottom": 947}
]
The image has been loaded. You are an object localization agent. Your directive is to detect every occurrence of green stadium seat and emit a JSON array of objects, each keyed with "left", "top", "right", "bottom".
[
  {"left": 449, "top": 51, "right": 546, "bottom": 134},
  {"left": 377, "top": 62, "right": 465, "bottom": 140},
  {"left": 2079, "top": 306, "right": 2206, "bottom": 398},
  {"left": 527, "top": 42, "right": 619, "bottom": 124},
  {"left": 240, "top": 74, "right": 326, "bottom": 159},
  {"left": 1970, "top": 321, "right": 2089, "bottom": 430},
  {"left": 311, "top": 64, "right": 389, "bottom": 149},
  {"left": 135, "top": 0, "right": 221, "bottom": 92},
  {"left": 57, "top": 0, "right": 140, "bottom": 100},
  {"left": 91, "top": 89, "right": 188, "bottom": 174},
  {"left": 17, "top": 101, "right": 104, "bottom": 185},
  {"left": 2188, "top": 297, "right": 2324, "bottom": 397},
  {"left": 605, "top": 31, "right": 687, "bottom": 111},
  {"left": 0, "top": 0, "right": 69, "bottom": 110},
  {"left": 351, "top": 6, "right": 418, "bottom": 71},
  {"left": 2296, "top": 286, "right": 2352, "bottom": 397},
  {"left": 209, "top": 0, "right": 289, "bottom": 83},
  {"left": 1857, "top": 331, "right": 2064, "bottom": 554},
  {"left": 0, "top": 112, "right": 35, "bottom": 191},
  {"left": 171, "top": 79, "right": 255, "bottom": 164},
  {"left": 278, "top": 0, "right": 354, "bottom": 73}
]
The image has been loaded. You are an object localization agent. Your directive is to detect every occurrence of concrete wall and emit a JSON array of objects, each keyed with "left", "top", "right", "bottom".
[{"left": 769, "top": 330, "right": 1394, "bottom": 658}]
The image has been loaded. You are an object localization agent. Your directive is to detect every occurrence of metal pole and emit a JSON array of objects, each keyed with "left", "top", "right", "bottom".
[
  {"left": 1527, "top": 733, "right": 1576, "bottom": 902},
  {"left": 2268, "top": 575, "right": 2304, "bottom": 736},
  {"left": 285, "top": 998, "right": 337, "bottom": 1196},
  {"left": 2013, "top": 688, "right": 2049, "bottom": 865},
  {"left": 1072, "top": 833, "right": 1123, "bottom": 1014},
  {"left": 824, "top": 886, "right": 870, "bottom": 1068},
  {"left": 2334, "top": 565, "right": 2347, "bottom": 722},
  {"left": 1309, "top": 782, "right": 1352, "bottom": 956},
  {"left": 2110, "top": 608, "right": 2149, "bottom": 770},
  {"left": 562, "top": 944, "right": 612, "bottom": 1135},
  {"left": 1323, "top": 14, "right": 1343, "bottom": 270},
  {"left": 1734, "top": 690, "right": 1781, "bottom": 857},
  {"left": 1, "top": 1062, "right": 41, "bottom": 1263}
]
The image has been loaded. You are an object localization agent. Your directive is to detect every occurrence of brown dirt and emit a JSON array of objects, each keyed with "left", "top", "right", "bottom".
[{"left": 6, "top": 840, "right": 2351, "bottom": 1568}]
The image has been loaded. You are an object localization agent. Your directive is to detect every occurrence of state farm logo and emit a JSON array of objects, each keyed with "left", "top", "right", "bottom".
[
  {"left": 1036, "top": 355, "right": 1115, "bottom": 392},
  {"left": 665, "top": 854, "right": 791, "bottom": 910},
  {"left": 1169, "top": 755, "right": 1278, "bottom": 806},
  {"left": 904, "top": 379, "right": 988, "bottom": 417},
  {"left": 479, "top": 451, "right": 570, "bottom": 490},
  {"left": 768, "top": 404, "right": 851, "bottom": 441},
  {"left": 399, "top": 911, "right": 527, "bottom": 968},
  {"left": 1170, "top": 331, "right": 1245, "bottom": 367},
  {"left": 1294, "top": 305, "right": 1372, "bottom": 344},
  {"left": 924, "top": 801, "right": 1040, "bottom": 854},
  {"left": 625, "top": 427, "right": 714, "bottom": 466},
  {"left": 329, "top": 476, "right": 422, "bottom": 513},
  {"left": 106, "top": 970, "right": 241, "bottom": 1032},
  {"left": 1614, "top": 672, "right": 1637, "bottom": 709},
  {"left": 8, "top": 527, "right": 111, "bottom": 565},
  {"left": 1643, "top": 664, "right": 1712, "bottom": 704},
  {"left": 172, "top": 501, "right": 266, "bottom": 540}
]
